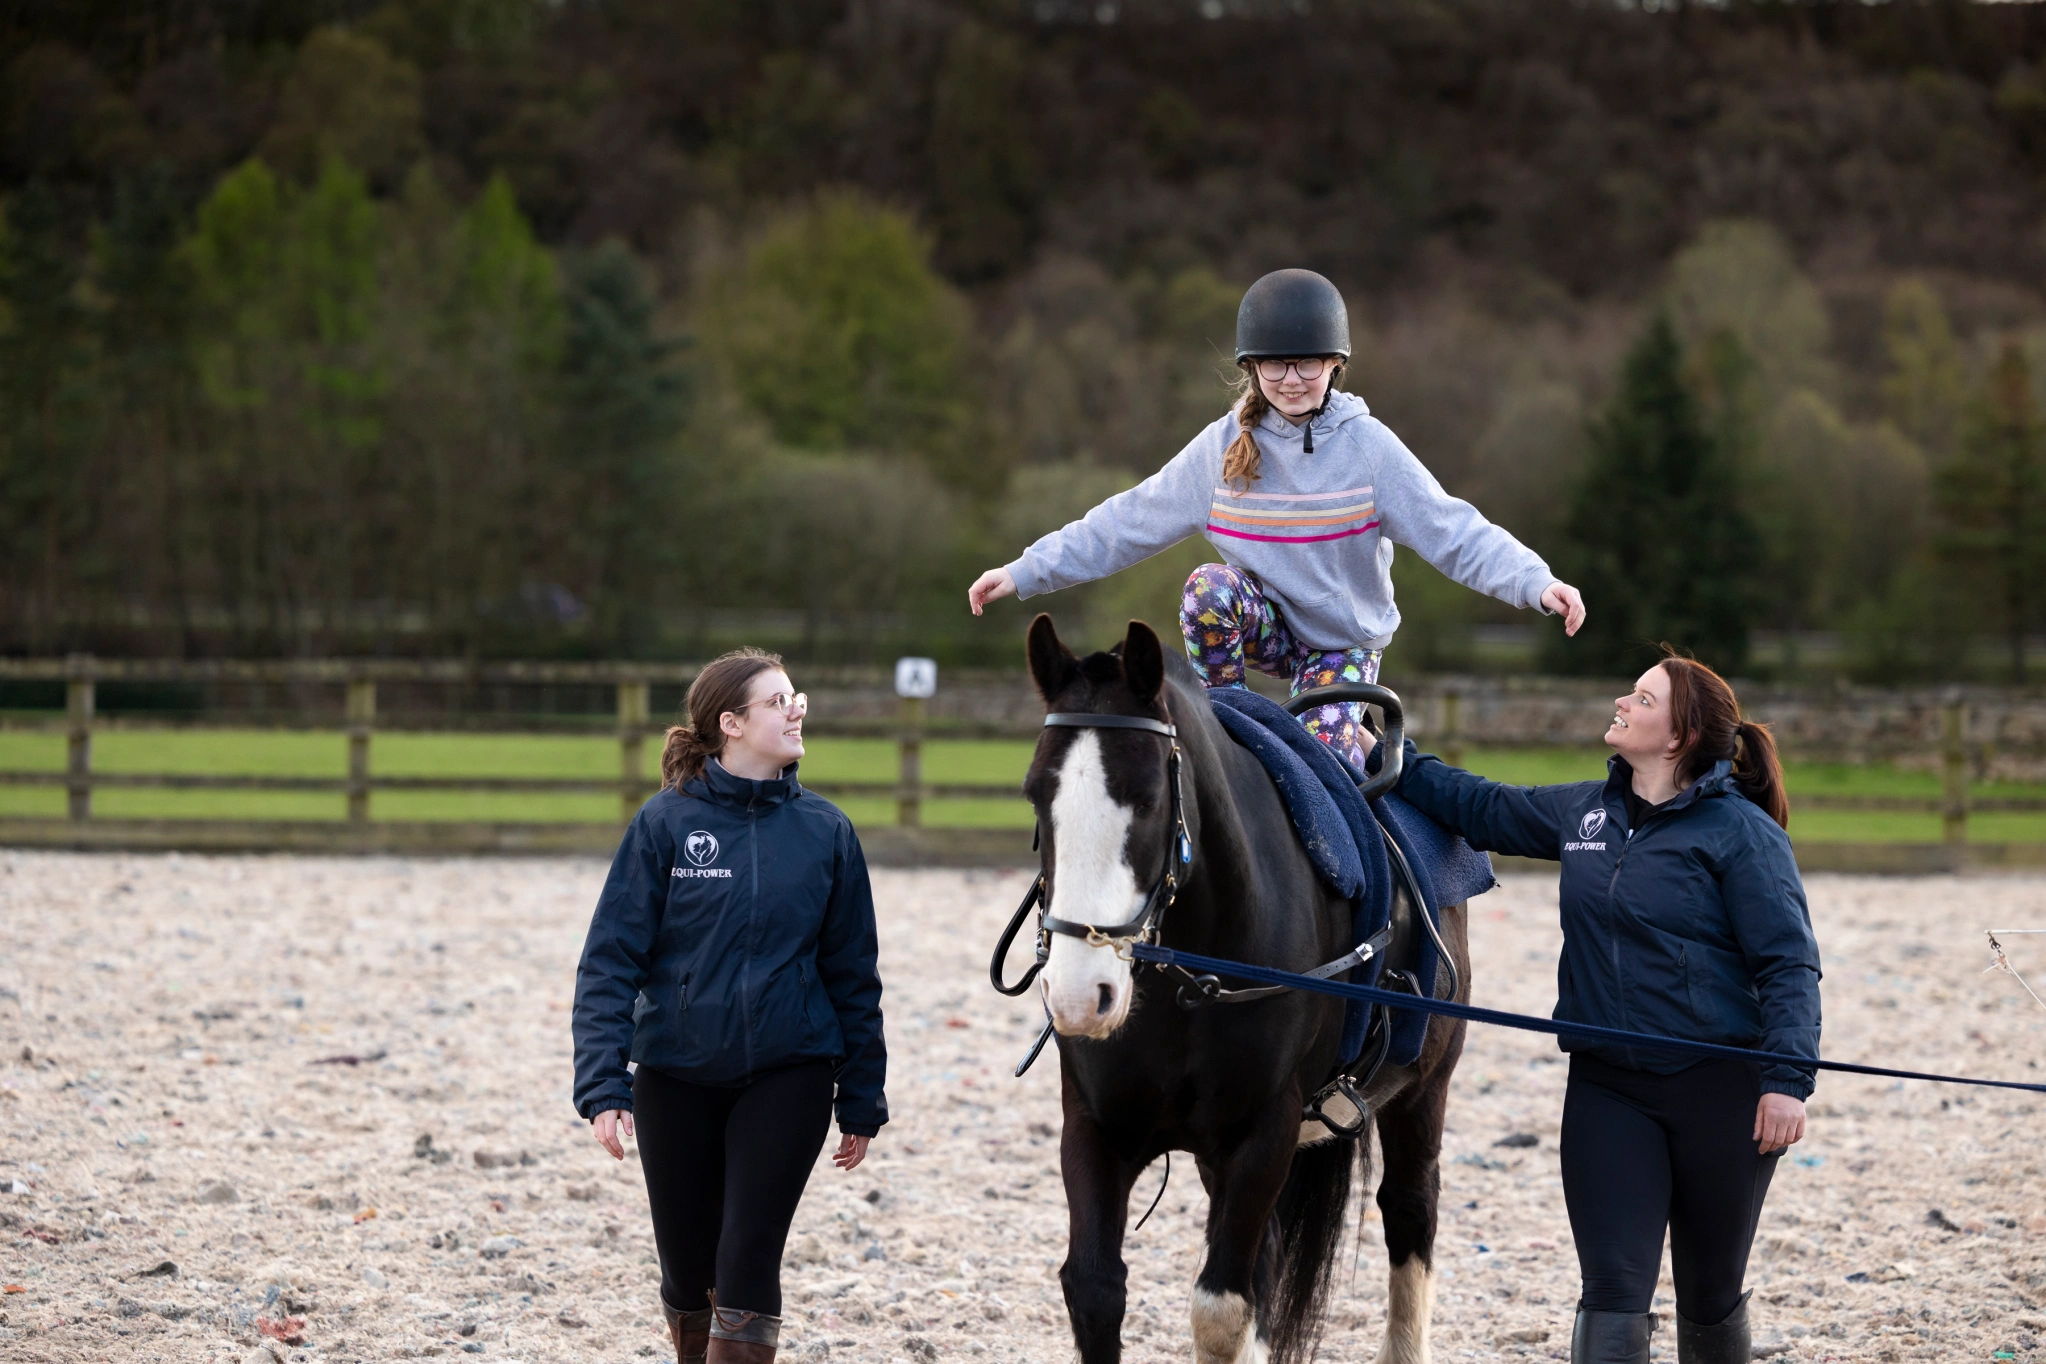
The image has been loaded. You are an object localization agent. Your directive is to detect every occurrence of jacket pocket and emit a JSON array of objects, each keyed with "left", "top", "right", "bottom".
[
  {"left": 1635, "top": 926, "right": 1698, "bottom": 1039},
  {"left": 1678, "top": 945, "right": 1701, "bottom": 1027},
  {"left": 1683, "top": 937, "right": 1762, "bottom": 1041},
  {"left": 797, "top": 959, "right": 841, "bottom": 1052}
]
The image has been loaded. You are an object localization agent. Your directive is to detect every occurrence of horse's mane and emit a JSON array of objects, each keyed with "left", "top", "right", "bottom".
[{"left": 1162, "top": 654, "right": 1235, "bottom": 773}]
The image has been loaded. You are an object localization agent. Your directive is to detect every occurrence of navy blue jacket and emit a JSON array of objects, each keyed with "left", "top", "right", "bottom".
[
  {"left": 572, "top": 760, "right": 888, "bottom": 1135},
  {"left": 1397, "top": 743, "right": 1822, "bottom": 1099}
]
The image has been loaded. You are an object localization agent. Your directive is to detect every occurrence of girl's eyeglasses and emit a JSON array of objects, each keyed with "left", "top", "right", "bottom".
[
  {"left": 732, "top": 692, "right": 809, "bottom": 719},
  {"left": 1254, "top": 357, "right": 1331, "bottom": 382}
]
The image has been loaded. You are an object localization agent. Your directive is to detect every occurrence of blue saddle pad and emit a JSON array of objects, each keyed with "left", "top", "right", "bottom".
[{"left": 1206, "top": 686, "right": 1494, "bottom": 1066}]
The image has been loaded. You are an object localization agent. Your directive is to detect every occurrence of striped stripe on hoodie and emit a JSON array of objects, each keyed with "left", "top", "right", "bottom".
[{"left": 1207, "top": 484, "right": 1380, "bottom": 544}]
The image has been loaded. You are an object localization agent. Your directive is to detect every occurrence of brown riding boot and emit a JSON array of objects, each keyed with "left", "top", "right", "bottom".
[
  {"left": 706, "top": 1293, "right": 781, "bottom": 1364},
  {"left": 662, "top": 1298, "right": 712, "bottom": 1363}
]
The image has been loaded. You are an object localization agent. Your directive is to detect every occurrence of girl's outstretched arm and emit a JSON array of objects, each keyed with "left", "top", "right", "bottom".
[
  {"left": 981, "top": 424, "right": 1220, "bottom": 610},
  {"left": 1371, "top": 422, "right": 1580, "bottom": 627}
]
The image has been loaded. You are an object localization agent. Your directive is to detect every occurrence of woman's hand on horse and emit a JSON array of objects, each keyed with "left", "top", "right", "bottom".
[
  {"left": 1753, "top": 1093, "right": 1805, "bottom": 1154},
  {"left": 593, "top": 1108, "right": 634, "bottom": 1160},
  {"left": 1541, "top": 581, "right": 1587, "bottom": 637},
  {"left": 832, "top": 1133, "right": 871, "bottom": 1171},
  {"left": 968, "top": 568, "right": 1017, "bottom": 616}
]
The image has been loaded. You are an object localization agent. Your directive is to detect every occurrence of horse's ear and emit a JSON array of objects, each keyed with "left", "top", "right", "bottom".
[
  {"left": 1027, "top": 614, "right": 1079, "bottom": 703},
  {"left": 1122, "top": 620, "right": 1165, "bottom": 706}
]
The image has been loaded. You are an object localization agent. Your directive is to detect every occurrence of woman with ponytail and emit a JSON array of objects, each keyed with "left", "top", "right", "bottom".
[
  {"left": 1393, "top": 650, "right": 1820, "bottom": 1364},
  {"left": 572, "top": 649, "right": 887, "bottom": 1364},
  {"left": 967, "top": 268, "right": 1587, "bottom": 769}
]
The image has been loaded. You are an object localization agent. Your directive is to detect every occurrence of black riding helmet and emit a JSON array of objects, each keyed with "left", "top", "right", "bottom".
[
  {"left": 1236, "top": 269, "right": 1350, "bottom": 451},
  {"left": 1234, "top": 269, "right": 1351, "bottom": 362}
]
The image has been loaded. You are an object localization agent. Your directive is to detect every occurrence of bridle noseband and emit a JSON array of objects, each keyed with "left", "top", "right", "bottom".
[{"left": 989, "top": 710, "right": 1190, "bottom": 997}]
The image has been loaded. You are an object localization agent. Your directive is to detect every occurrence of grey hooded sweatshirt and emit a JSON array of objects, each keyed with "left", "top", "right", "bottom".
[{"left": 1003, "top": 391, "right": 1556, "bottom": 651}]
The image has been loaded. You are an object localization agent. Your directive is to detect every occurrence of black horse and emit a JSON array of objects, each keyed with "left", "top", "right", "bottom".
[{"left": 1010, "top": 615, "right": 1472, "bottom": 1364}]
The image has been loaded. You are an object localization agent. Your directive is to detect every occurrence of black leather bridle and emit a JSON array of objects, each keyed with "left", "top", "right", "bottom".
[
  {"left": 989, "top": 680, "right": 1450, "bottom": 1130},
  {"left": 990, "top": 710, "right": 1190, "bottom": 1000}
]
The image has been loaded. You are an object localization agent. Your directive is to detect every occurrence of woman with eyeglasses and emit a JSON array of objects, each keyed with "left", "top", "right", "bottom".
[
  {"left": 573, "top": 648, "right": 886, "bottom": 1364},
  {"left": 969, "top": 268, "right": 1586, "bottom": 769}
]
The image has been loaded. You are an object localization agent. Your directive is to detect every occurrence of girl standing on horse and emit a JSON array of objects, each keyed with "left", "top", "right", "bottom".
[
  {"left": 968, "top": 268, "right": 1585, "bottom": 763},
  {"left": 1397, "top": 654, "right": 1819, "bottom": 1364},
  {"left": 573, "top": 649, "right": 888, "bottom": 1364}
]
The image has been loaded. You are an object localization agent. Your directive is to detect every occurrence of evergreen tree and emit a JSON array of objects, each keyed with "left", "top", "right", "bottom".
[
  {"left": 1547, "top": 313, "right": 1763, "bottom": 677},
  {"left": 0, "top": 182, "right": 96, "bottom": 651},
  {"left": 1934, "top": 340, "right": 2046, "bottom": 683},
  {"left": 554, "top": 241, "right": 687, "bottom": 651},
  {"left": 94, "top": 165, "right": 200, "bottom": 650},
  {"left": 184, "top": 156, "right": 386, "bottom": 645}
]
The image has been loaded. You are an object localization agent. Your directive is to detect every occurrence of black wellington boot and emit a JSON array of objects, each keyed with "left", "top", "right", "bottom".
[
  {"left": 1676, "top": 1290, "right": 1752, "bottom": 1364},
  {"left": 1571, "top": 1307, "right": 1656, "bottom": 1364}
]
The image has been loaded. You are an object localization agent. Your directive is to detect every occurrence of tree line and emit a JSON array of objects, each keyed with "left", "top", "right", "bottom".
[{"left": 2, "top": 1, "right": 2044, "bottom": 677}]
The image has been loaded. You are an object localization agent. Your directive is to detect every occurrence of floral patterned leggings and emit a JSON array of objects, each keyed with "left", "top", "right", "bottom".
[{"left": 1179, "top": 563, "right": 1383, "bottom": 773}]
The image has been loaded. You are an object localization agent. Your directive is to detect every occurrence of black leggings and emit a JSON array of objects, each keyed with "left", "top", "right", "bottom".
[
  {"left": 633, "top": 1060, "right": 834, "bottom": 1317},
  {"left": 1559, "top": 1054, "right": 1780, "bottom": 1324}
]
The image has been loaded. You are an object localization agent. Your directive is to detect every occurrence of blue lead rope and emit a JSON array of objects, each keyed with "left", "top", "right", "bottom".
[{"left": 1129, "top": 942, "right": 2046, "bottom": 1095}]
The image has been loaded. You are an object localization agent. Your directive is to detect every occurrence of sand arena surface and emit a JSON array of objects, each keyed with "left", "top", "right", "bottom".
[{"left": 1, "top": 853, "right": 2045, "bottom": 1362}]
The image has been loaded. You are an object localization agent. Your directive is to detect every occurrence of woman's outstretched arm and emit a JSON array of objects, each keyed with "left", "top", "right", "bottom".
[{"left": 1394, "top": 739, "right": 1585, "bottom": 861}]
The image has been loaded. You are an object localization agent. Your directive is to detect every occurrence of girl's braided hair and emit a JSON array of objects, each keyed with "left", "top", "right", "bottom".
[{"left": 1221, "top": 358, "right": 1346, "bottom": 489}]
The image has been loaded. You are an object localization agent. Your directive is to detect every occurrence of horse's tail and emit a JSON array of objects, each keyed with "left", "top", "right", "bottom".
[{"left": 1266, "top": 1133, "right": 1359, "bottom": 1364}]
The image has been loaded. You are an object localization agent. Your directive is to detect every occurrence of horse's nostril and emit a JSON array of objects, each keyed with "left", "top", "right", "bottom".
[{"left": 1097, "top": 983, "right": 1114, "bottom": 1015}]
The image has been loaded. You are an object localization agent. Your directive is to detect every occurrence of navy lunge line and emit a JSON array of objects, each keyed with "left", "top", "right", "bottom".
[{"left": 1129, "top": 942, "right": 2046, "bottom": 1095}]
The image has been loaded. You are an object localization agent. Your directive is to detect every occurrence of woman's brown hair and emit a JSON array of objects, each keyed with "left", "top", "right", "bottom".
[
  {"left": 1657, "top": 650, "right": 1789, "bottom": 829},
  {"left": 661, "top": 647, "right": 787, "bottom": 790},
  {"left": 1221, "top": 357, "right": 1346, "bottom": 488}
]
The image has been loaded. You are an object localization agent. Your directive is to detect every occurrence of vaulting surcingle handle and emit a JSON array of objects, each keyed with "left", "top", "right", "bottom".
[{"left": 1285, "top": 681, "right": 1405, "bottom": 800}]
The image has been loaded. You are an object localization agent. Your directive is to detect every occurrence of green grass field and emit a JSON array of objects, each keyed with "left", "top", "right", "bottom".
[{"left": 1, "top": 730, "right": 2041, "bottom": 843}]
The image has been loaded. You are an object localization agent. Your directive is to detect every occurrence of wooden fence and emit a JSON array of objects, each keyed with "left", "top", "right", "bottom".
[
  {"left": 0, "top": 656, "right": 1031, "bottom": 865},
  {"left": 4, "top": 658, "right": 2046, "bottom": 871}
]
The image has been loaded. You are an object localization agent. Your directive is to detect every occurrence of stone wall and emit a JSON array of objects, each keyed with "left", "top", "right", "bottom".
[
  {"left": 810, "top": 671, "right": 2046, "bottom": 777},
  {"left": 1395, "top": 676, "right": 2046, "bottom": 777}
]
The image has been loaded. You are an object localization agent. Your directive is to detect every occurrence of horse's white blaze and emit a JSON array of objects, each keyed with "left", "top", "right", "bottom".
[
  {"left": 1190, "top": 1287, "right": 1264, "bottom": 1364},
  {"left": 1296, "top": 1090, "right": 1363, "bottom": 1147},
  {"left": 1040, "top": 730, "right": 1139, "bottom": 1039},
  {"left": 1373, "top": 1257, "right": 1435, "bottom": 1364}
]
